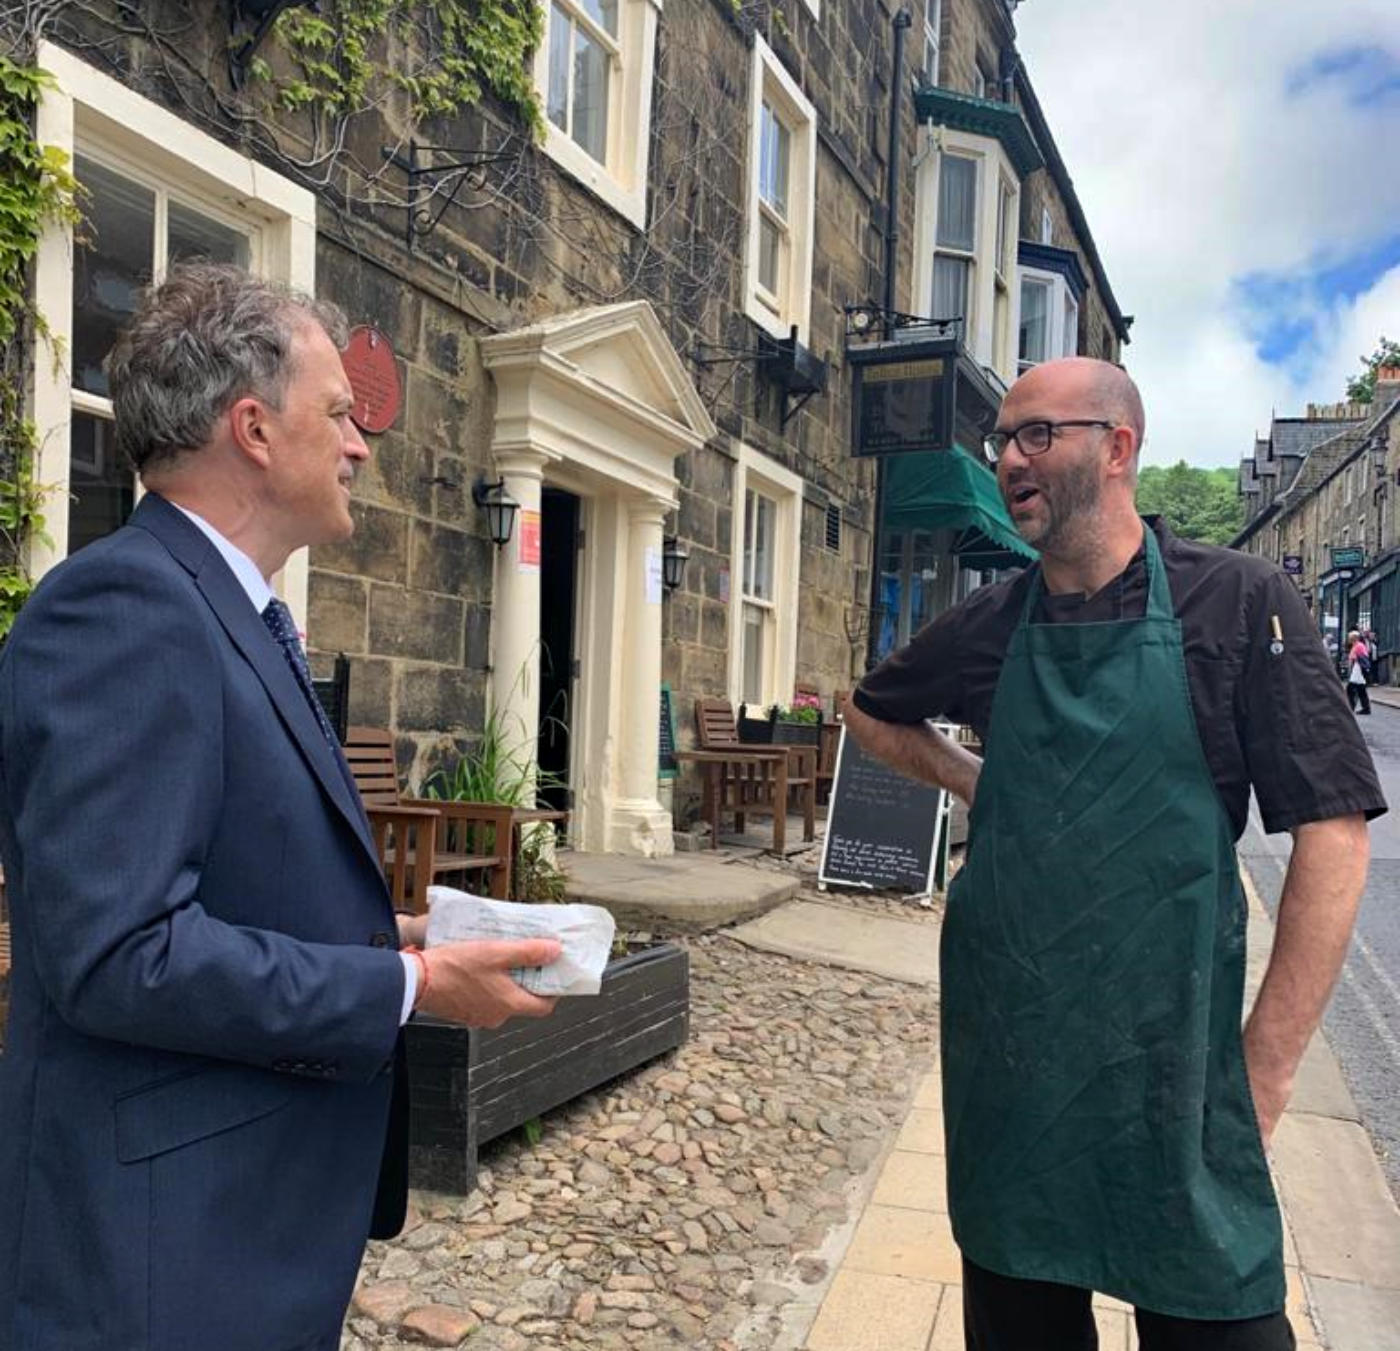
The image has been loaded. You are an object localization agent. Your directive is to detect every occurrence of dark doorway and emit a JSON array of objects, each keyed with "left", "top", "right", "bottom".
[{"left": 537, "top": 487, "right": 580, "bottom": 814}]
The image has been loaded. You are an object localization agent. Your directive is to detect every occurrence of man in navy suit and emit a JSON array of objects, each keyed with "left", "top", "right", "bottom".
[{"left": 0, "top": 263, "right": 561, "bottom": 1350}]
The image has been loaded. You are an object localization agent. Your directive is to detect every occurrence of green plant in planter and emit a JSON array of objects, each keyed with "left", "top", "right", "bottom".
[
  {"left": 420, "top": 705, "right": 568, "bottom": 903},
  {"left": 768, "top": 691, "right": 823, "bottom": 725}
]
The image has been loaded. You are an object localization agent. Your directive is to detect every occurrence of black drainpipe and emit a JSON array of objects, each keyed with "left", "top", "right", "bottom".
[
  {"left": 882, "top": 10, "right": 912, "bottom": 338},
  {"left": 867, "top": 9, "right": 912, "bottom": 671}
]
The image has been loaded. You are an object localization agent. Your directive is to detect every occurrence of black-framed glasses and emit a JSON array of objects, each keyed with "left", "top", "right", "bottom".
[{"left": 983, "top": 419, "right": 1117, "bottom": 462}]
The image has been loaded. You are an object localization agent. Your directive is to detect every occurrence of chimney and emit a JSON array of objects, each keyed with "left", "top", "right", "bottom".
[{"left": 1375, "top": 366, "right": 1400, "bottom": 410}]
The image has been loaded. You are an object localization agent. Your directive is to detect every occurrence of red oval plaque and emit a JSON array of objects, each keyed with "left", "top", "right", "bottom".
[{"left": 341, "top": 325, "right": 402, "bottom": 434}]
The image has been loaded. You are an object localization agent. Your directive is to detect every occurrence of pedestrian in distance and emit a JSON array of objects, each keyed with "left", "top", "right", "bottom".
[
  {"left": 846, "top": 357, "right": 1384, "bottom": 1351},
  {"left": 0, "top": 263, "right": 563, "bottom": 1351},
  {"left": 1347, "top": 629, "right": 1372, "bottom": 714}
]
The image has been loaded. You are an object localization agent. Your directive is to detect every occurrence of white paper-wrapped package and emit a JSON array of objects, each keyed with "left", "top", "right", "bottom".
[{"left": 424, "top": 885, "right": 617, "bottom": 996}]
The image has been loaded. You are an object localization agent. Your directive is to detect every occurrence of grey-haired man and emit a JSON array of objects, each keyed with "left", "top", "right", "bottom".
[{"left": 0, "top": 263, "right": 557, "bottom": 1350}]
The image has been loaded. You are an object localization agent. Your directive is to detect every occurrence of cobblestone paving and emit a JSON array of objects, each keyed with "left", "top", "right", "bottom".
[{"left": 344, "top": 854, "right": 943, "bottom": 1350}]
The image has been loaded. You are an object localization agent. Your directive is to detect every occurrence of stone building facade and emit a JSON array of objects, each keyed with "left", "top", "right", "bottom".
[
  {"left": 1234, "top": 372, "right": 1400, "bottom": 671},
  {"left": 20, "top": 0, "right": 1126, "bottom": 855}
]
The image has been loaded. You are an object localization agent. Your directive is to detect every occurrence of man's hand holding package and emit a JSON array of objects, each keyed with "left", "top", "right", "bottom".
[{"left": 416, "top": 938, "right": 561, "bottom": 1027}]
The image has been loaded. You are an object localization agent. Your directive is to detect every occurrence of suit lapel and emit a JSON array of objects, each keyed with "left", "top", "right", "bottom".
[{"left": 129, "top": 496, "right": 381, "bottom": 873}]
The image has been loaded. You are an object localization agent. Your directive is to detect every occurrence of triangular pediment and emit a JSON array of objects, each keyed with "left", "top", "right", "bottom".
[{"left": 482, "top": 300, "right": 717, "bottom": 443}]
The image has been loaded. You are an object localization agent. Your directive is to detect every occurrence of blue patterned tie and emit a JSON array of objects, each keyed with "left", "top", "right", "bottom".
[{"left": 261, "top": 598, "right": 339, "bottom": 749}]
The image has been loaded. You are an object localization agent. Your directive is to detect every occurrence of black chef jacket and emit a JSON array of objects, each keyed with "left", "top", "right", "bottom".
[{"left": 854, "top": 518, "right": 1387, "bottom": 838}]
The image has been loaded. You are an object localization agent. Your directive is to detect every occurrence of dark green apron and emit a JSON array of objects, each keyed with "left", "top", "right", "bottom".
[{"left": 942, "top": 526, "right": 1285, "bottom": 1319}]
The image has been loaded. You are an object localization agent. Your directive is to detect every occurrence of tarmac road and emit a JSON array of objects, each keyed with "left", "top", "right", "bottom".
[{"left": 1238, "top": 699, "right": 1400, "bottom": 1210}]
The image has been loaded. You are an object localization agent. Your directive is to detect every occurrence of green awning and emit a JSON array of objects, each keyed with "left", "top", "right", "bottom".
[{"left": 883, "top": 446, "right": 1037, "bottom": 564}]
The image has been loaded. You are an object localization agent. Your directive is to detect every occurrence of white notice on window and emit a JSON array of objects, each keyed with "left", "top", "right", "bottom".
[{"left": 645, "top": 546, "right": 663, "bottom": 605}]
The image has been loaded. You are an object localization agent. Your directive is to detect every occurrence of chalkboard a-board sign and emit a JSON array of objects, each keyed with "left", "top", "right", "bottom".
[
  {"left": 658, "top": 683, "right": 679, "bottom": 780},
  {"left": 819, "top": 725, "right": 949, "bottom": 894}
]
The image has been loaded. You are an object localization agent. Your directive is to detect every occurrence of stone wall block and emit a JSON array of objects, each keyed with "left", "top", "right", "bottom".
[
  {"left": 369, "top": 586, "right": 465, "bottom": 665},
  {"left": 667, "top": 593, "right": 701, "bottom": 645},
  {"left": 396, "top": 663, "right": 487, "bottom": 735},
  {"left": 409, "top": 518, "right": 494, "bottom": 601},
  {"left": 346, "top": 656, "right": 394, "bottom": 729},
  {"left": 307, "top": 571, "right": 369, "bottom": 656},
  {"left": 464, "top": 605, "right": 492, "bottom": 670},
  {"left": 405, "top": 364, "right": 474, "bottom": 460},
  {"left": 319, "top": 245, "right": 424, "bottom": 358},
  {"left": 700, "top": 599, "right": 728, "bottom": 651},
  {"left": 368, "top": 432, "right": 436, "bottom": 517},
  {"left": 316, "top": 501, "right": 410, "bottom": 586},
  {"left": 677, "top": 486, "right": 717, "bottom": 552}
]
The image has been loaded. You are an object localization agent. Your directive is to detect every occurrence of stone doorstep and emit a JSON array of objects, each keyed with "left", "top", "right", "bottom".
[{"left": 562, "top": 849, "right": 803, "bottom": 932}]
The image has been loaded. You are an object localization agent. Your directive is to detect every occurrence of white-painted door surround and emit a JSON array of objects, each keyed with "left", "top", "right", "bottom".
[{"left": 481, "top": 301, "right": 716, "bottom": 855}]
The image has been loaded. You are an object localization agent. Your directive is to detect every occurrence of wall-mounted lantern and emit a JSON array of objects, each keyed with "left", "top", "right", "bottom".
[
  {"left": 472, "top": 477, "right": 520, "bottom": 548},
  {"left": 662, "top": 536, "right": 689, "bottom": 593}
]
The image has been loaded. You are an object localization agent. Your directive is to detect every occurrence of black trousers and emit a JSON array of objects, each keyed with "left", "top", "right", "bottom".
[
  {"left": 963, "top": 1259, "right": 1296, "bottom": 1351},
  {"left": 1348, "top": 680, "right": 1372, "bottom": 714}
]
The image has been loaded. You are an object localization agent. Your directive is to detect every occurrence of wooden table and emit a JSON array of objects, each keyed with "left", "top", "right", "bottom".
[{"left": 675, "top": 747, "right": 813, "bottom": 853}]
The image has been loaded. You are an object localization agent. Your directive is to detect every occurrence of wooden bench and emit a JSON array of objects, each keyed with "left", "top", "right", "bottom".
[{"left": 344, "top": 727, "right": 513, "bottom": 913}]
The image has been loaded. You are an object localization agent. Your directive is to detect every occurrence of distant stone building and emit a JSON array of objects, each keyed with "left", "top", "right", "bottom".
[
  {"left": 1234, "top": 371, "right": 1400, "bottom": 674},
  {"left": 17, "top": 0, "right": 1127, "bottom": 854}
]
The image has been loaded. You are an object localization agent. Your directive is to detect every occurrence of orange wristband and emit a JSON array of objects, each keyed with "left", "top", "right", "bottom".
[{"left": 403, "top": 945, "right": 431, "bottom": 1010}]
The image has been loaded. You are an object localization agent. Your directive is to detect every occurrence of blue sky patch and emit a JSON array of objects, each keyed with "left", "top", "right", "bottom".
[
  {"left": 1287, "top": 45, "right": 1400, "bottom": 105},
  {"left": 1234, "top": 232, "right": 1400, "bottom": 375}
]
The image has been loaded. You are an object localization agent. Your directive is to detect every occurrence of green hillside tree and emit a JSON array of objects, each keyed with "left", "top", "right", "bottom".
[
  {"left": 1346, "top": 337, "right": 1400, "bottom": 403},
  {"left": 1136, "top": 462, "right": 1244, "bottom": 546}
]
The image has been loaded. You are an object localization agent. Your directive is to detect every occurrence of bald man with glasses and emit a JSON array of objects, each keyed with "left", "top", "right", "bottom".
[{"left": 846, "top": 358, "right": 1383, "bottom": 1350}]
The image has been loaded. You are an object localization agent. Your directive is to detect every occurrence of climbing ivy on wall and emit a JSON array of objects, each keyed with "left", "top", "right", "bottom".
[
  {"left": 0, "top": 54, "right": 78, "bottom": 640},
  {"left": 257, "top": 0, "right": 543, "bottom": 132}
]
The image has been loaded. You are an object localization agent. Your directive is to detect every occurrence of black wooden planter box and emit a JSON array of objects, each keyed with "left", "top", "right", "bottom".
[
  {"left": 736, "top": 707, "right": 820, "bottom": 747},
  {"left": 406, "top": 942, "right": 690, "bottom": 1192}
]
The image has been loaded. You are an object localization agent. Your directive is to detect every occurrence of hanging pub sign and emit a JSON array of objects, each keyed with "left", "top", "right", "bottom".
[
  {"left": 1283, "top": 555, "right": 1303, "bottom": 576},
  {"left": 848, "top": 336, "right": 959, "bottom": 458}
]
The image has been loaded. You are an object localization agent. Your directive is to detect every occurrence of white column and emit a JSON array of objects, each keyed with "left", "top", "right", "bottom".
[
  {"left": 606, "top": 496, "right": 674, "bottom": 856},
  {"left": 490, "top": 451, "right": 549, "bottom": 782}
]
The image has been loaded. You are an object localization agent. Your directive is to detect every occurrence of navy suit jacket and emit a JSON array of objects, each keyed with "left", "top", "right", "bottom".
[{"left": 0, "top": 494, "right": 409, "bottom": 1350}]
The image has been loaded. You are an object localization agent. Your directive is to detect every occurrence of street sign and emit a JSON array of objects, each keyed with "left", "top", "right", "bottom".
[
  {"left": 1283, "top": 554, "right": 1303, "bottom": 576},
  {"left": 1331, "top": 546, "right": 1365, "bottom": 569}
]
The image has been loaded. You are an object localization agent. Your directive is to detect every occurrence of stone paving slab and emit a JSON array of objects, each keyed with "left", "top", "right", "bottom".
[
  {"left": 805, "top": 1270, "right": 941, "bottom": 1351},
  {"left": 1271, "top": 1112, "right": 1400, "bottom": 1289},
  {"left": 727, "top": 899, "right": 940, "bottom": 988},
  {"left": 1288, "top": 1027, "right": 1363, "bottom": 1121},
  {"left": 1306, "top": 1278, "right": 1400, "bottom": 1351},
  {"left": 562, "top": 851, "right": 799, "bottom": 931}
]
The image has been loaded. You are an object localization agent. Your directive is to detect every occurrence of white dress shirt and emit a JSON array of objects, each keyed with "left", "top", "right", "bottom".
[{"left": 173, "top": 504, "right": 418, "bottom": 1023}]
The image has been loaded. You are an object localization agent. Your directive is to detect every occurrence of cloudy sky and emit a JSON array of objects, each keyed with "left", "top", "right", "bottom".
[{"left": 1016, "top": 0, "right": 1400, "bottom": 469}]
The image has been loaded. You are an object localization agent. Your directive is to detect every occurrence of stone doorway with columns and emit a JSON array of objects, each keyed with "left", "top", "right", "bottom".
[{"left": 480, "top": 302, "right": 717, "bottom": 857}]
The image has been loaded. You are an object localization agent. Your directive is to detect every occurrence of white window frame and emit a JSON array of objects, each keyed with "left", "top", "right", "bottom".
[
  {"left": 912, "top": 128, "right": 1020, "bottom": 381},
  {"left": 533, "top": 0, "right": 659, "bottom": 231},
  {"left": 744, "top": 37, "right": 817, "bottom": 345},
  {"left": 922, "top": 0, "right": 941, "bottom": 85},
  {"left": 32, "top": 41, "right": 316, "bottom": 624},
  {"left": 728, "top": 444, "right": 801, "bottom": 710},
  {"left": 992, "top": 174, "right": 1016, "bottom": 373},
  {"left": 1017, "top": 265, "right": 1079, "bottom": 374},
  {"left": 928, "top": 150, "right": 978, "bottom": 331}
]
